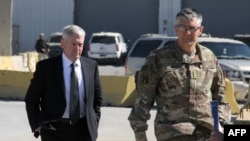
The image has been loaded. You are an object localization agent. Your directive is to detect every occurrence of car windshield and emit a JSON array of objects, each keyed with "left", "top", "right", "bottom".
[
  {"left": 200, "top": 42, "right": 250, "bottom": 59},
  {"left": 130, "top": 40, "right": 162, "bottom": 57},
  {"left": 48, "top": 35, "right": 62, "bottom": 43},
  {"left": 91, "top": 36, "right": 116, "bottom": 44}
]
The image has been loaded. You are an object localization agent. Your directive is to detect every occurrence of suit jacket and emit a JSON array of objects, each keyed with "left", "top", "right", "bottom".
[{"left": 25, "top": 55, "right": 102, "bottom": 141}]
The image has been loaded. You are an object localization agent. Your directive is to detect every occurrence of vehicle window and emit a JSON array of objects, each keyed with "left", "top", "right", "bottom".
[
  {"left": 233, "top": 35, "right": 250, "bottom": 47},
  {"left": 117, "top": 37, "right": 121, "bottom": 43},
  {"left": 91, "top": 36, "right": 116, "bottom": 44},
  {"left": 48, "top": 35, "right": 62, "bottom": 43},
  {"left": 163, "top": 40, "right": 176, "bottom": 47},
  {"left": 130, "top": 40, "right": 162, "bottom": 57},
  {"left": 200, "top": 42, "right": 250, "bottom": 58},
  {"left": 49, "top": 45, "right": 62, "bottom": 51},
  {"left": 120, "top": 35, "right": 125, "bottom": 42}
]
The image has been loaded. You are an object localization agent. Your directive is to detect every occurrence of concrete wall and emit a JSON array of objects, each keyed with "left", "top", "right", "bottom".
[
  {"left": 100, "top": 76, "right": 136, "bottom": 107},
  {"left": 0, "top": 68, "right": 239, "bottom": 110},
  {"left": 0, "top": 54, "right": 237, "bottom": 108},
  {"left": 0, "top": 53, "right": 136, "bottom": 107},
  {"left": 0, "top": 52, "right": 40, "bottom": 72},
  {"left": 0, "top": 0, "right": 12, "bottom": 55},
  {"left": 0, "top": 70, "right": 136, "bottom": 107},
  {"left": 0, "top": 70, "right": 33, "bottom": 100}
]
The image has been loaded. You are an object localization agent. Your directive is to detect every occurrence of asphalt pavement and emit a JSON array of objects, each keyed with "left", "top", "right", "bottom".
[
  {"left": 0, "top": 100, "right": 157, "bottom": 141},
  {"left": 1, "top": 100, "right": 248, "bottom": 141},
  {"left": 0, "top": 65, "right": 152, "bottom": 141}
]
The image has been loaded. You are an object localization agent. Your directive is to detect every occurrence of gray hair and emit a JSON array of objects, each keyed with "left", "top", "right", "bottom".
[
  {"left": 39, "top": 33, "right": 44, "bottom": 38},
  {"left": 176, "top": 8, "right": 203, "bottom": 26},
  {"left": 61, "top": 25, "right": 86, "bottom": 39}
]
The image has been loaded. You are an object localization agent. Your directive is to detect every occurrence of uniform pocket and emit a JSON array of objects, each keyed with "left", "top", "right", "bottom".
[{"left": 160, "top": 67, "right": 186, "bottom": 92}]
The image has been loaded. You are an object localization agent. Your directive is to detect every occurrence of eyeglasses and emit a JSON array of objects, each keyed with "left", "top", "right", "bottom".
[{"left": 176, "top": 25, "right": 201, "bottom": 33}]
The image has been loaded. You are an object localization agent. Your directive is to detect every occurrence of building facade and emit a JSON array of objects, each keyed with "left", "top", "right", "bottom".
[{"left": 4, "top": 0, "right": 250, "bottom": 54}]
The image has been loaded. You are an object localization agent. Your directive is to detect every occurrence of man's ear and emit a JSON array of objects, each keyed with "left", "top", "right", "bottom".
[
  {"left": 174, "top": 26, "right": 178, "bottom": 33},
  {"left": 199, "top": 26, "right": 204, "bottom": 33}
]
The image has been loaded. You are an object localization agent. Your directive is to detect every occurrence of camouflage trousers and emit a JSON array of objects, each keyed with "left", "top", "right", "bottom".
[
  {"left": 167, "top": 135, "right": 210, "bottom": 141},
  {"left": 163, "top": 125, "right": 211, "bottom": 141}
]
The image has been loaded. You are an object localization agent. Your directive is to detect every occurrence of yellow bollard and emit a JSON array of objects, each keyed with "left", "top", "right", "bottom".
[
  {"left": 239, "top": 82, "right": 250, "bottom": 118},
  {"left": 225, "top": 78, "right": 241, "bottom": 114}
]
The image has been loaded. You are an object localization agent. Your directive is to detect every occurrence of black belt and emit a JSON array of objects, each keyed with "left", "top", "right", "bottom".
[{"left": 56, "top": 117, "right": 86, "bottom": 125}]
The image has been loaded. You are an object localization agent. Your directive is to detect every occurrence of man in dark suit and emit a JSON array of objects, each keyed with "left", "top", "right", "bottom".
[{"left": 25, "top": 25, "right": 102, "bottom": 141}]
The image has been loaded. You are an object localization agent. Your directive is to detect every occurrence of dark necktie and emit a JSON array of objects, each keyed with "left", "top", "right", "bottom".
[{"left": 70, "top": 63, "right": 80, "bottom": 124}]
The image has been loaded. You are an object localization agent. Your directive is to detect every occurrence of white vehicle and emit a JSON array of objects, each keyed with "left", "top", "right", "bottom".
[
  {"left": 125, "top": 33, "right": 250, "bottom": 102},
  {"left": 199, "top": 37, "right": 250, "bottom": 102},
  {"left": 125, "top": 34, "right": 177, "bottom": 75},
  {"left": 87, "top": 32, "right": 128, "bottom": 65}
]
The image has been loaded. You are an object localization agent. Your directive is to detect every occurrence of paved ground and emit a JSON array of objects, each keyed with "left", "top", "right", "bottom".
[
  {"left": 0, "top": 100, "right": 157, "bottom": 141},
  {"left": 1, "top": 100, "right": 250, "bottom": 141}
]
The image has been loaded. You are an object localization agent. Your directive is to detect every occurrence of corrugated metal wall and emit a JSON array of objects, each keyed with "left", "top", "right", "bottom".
[
  {"left": 74, "top": 0, "right": 159, "bottom": 49},
  {"left": 12, "top": 0, "right": 74, "bottom": 52},
  {"left": 182, "top": 0, "right": 250, "bottom": 38},
  {"left": 0, "top": 0, "right": 12, "bottom": 55},
  {"left": 159, "top": 0, "right": 181, "bottom": 36},
  {"left": 10, "top": 0, "right": 250, "bottom": 53}
]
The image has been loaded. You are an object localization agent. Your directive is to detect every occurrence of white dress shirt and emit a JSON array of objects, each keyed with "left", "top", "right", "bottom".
[{"left": 62, "top": 53, "right": 85, "bottom": 118}]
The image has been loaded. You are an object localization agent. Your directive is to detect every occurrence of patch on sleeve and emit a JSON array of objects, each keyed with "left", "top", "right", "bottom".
[
  {"left": 140, "top": 75, "right": 149, "bottom": 84},
  {"left": 137, "top": 72, "right": 151, "bottom": 86}
]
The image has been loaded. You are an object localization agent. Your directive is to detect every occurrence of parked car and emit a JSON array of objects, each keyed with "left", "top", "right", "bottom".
[
  {"left": 198, "top": 37, "right": 250, "bottom": 102},
  {"left": 87, "top": 32, "right": 128, "bottom": 65},
  {"left": 47, "top": 32, "right": 63, "bottom": 58},
  {"left": 125, "top": 33, "right": 250, "bottom": 102},
  {"left": 233, "top": 34, "right": 250, "bottom": 47},
  {"left": 125, "top": 33, "right": 177, "bottom": 75}
]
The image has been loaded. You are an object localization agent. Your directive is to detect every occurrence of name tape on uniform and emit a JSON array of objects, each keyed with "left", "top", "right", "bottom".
[{"left": 224, "top": 125, "right": 250, "bottom": 140}]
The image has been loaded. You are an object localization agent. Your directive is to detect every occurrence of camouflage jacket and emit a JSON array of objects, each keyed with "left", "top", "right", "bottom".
[{"left": 128, "top": 42, "right": 231, "bottom": 141}]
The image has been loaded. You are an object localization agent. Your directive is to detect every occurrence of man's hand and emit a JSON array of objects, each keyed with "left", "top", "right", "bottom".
[
  {"left": 34, "top": 126, "right": 41, "bottom": 138},
  {"left": 135, "top": 132, "right": 147, "bottom": 141},
  {"left": 41, "top": 48, "right": 46, "bottom": 53},
  {"left": 35, "top": 126, "right": 41, "bottom": 133},
  {"left": 210, "top": 130, "right": 223, "bottom": 141}
]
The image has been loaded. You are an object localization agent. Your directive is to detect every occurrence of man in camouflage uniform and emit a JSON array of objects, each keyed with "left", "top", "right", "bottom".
[{"left": 128, "top": 8, "right": 231, "bottom": 141}]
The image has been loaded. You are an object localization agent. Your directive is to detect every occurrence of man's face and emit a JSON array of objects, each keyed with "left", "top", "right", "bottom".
[
  {"left": 40, "top": 35, "right": 44, "bottom": 40},
  {"left": 174, "top": 17, "right": 204, "bottom": 49},
  {"left": 61, "top": 34, "right": 84, "bottom": 61}
]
